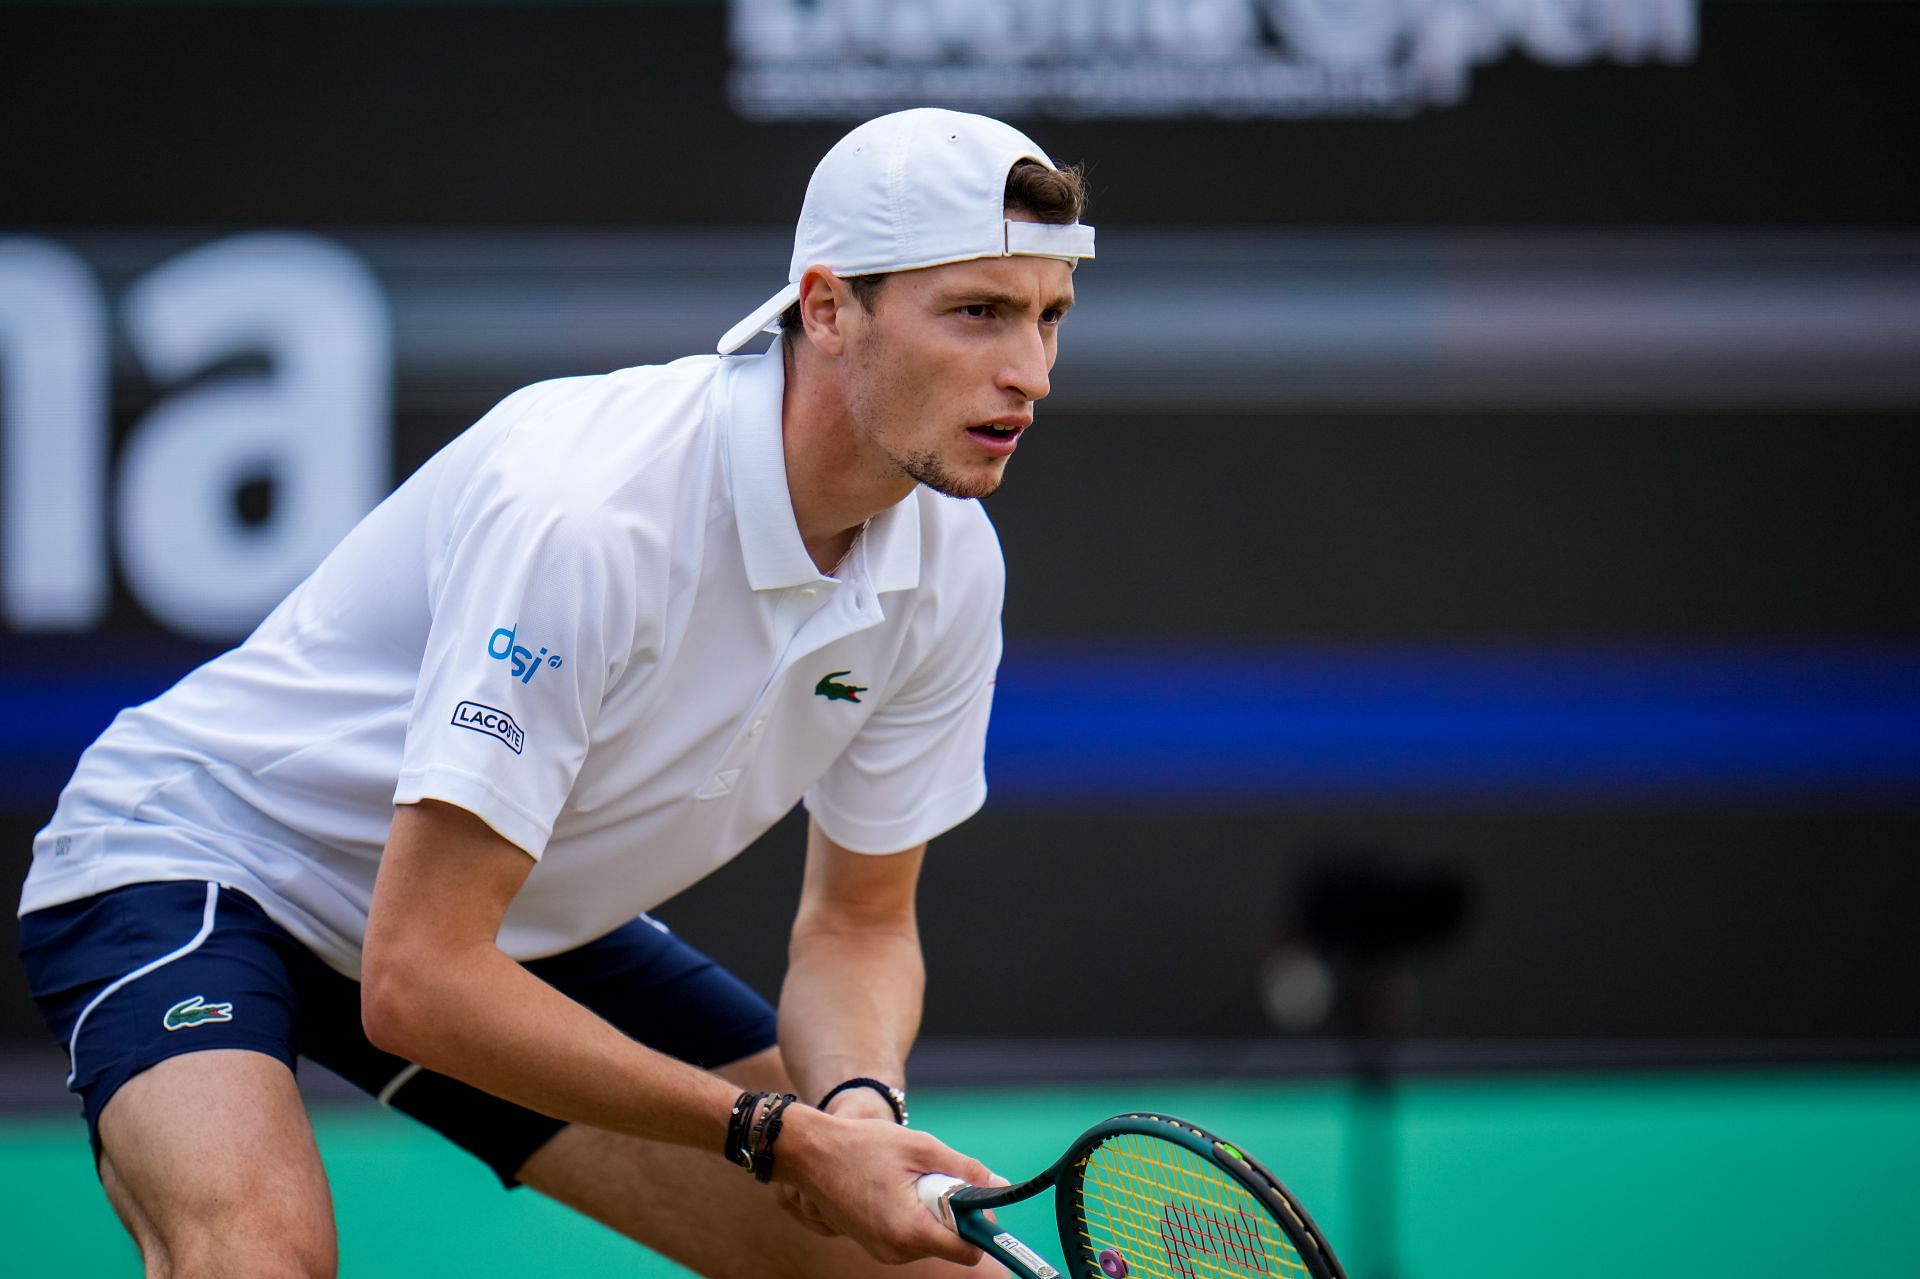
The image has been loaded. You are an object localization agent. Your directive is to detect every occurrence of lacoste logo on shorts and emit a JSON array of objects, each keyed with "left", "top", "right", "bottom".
[
  {"left": 452, "top": 700, "right": 525, "bottom": 754},
  {"left": 163, "top": 995, "right": 234, "bottom": 1031}
]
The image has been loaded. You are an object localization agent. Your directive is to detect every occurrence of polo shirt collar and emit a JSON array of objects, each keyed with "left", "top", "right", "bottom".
[{"left": 722, "top": 350, "right": 921, "bottom": 596}]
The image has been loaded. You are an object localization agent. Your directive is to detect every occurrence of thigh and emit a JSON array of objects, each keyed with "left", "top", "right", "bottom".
[
  {"left": 98, "top": 1048, "right": 336, "bottom": 1278},
  {"left": 518, "top": 1049, "right": 989, "bottom": 1279},
  {"left": 19, "top": 880, "right": 310, "bottom": 1163},
  {"left": 20, "top": 878, "right": 338, "bottom": 1274}
]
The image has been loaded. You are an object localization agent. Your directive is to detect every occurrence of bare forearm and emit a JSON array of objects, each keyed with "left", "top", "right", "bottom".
[
  {"left": 360, "top": 801, "right": 983, "bottom": 1264},
  {"left": 778, "top": 923, "right": 924, "bottom": 1105},
  {"left": 363, "top": 937, "right": 734, "bottom": 1151}
]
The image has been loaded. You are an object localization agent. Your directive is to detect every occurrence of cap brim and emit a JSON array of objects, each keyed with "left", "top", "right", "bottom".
[{"left": 717, "top": 284, "right": 799, "bottom": 355}]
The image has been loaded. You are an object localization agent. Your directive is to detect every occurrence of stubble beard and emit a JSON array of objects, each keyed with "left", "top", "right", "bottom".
[
  {"left": 893, "top": 447, "right": 1003, "bottom": 501},
  {"left": 849, "top": 320, "right": 1004, "bottom": 501}
]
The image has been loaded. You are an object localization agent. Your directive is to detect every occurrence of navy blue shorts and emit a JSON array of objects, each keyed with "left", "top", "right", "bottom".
[{"left": 18, "top": 880, "right": 778, "bottom": 1187}]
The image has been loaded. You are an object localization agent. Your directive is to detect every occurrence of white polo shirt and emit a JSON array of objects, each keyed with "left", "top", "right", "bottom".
[{"left": 22, "top": 350, "right": 1003, "bottom": 978}]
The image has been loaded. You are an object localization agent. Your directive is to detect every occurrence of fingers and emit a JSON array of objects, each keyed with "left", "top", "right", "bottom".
[
  {"left": 862, "top": 1134, "right": 989, "bottom": 1266},
  {"left": 781, "top": 1202, "right": 838, "bottom": 1238},
  {"left": 775, "top": 1184, "right": 840, "bottom": 1238},
  {"left": 898, "top": 1138, "right": 998, "bottom": 1265},
  {"left": 915, "top": 1134, "right": 999, "bottom": 1191},
  {"left": 908, "top": 1219, "right": 985, "bottom": 1268},
  {"left": 849, "top": 1195, "right": 980, "bottom": 1270},
  {"left": 783, "top": 1110, "right": 998, "bottom": 1267}
]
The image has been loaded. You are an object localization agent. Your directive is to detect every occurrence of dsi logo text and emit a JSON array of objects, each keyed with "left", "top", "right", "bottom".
[{"left": 488, "top": 625, "right": 564, "bottom": 684}]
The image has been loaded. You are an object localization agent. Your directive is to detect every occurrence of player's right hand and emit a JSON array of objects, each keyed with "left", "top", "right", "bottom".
[{"left": 773, "top": 1107, "right": 1000, "bottom": 1266}]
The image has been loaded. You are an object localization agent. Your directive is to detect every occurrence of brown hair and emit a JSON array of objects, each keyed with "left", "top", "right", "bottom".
[
  {"left": 779, "top": 158, "right": 1088, "bottom": 340},
  {"left": 1004, "top": 157, "right": 1089, "bottom": 225}
]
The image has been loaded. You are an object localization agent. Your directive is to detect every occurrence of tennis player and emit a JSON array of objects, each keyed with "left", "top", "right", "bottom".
[{"left": 18, "top": 107, "right": 1092, "bottom": 1277}]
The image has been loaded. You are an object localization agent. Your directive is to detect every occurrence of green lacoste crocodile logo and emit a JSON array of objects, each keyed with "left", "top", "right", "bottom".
[
  {"left": 814, "top": 670, "right": 867, "bottom": 703},
  {"left": 163, "top": 995, "right": 234, "bottom": 1031}
]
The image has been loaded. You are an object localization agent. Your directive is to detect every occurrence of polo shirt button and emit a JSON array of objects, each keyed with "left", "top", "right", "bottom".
[
  {"left": 799, "top": 587, "right": 818, "bottom": 599},
  {"left": 750, "top": 718, "right": 766, "bottom": 735},
  {"left": 694, "top": 769, "right": 740, "bottom": 800}
]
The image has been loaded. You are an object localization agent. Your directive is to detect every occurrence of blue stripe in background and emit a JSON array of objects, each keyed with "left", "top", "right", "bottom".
[
  {"left": 984, "top": 644, "right": 1920, "bottom": 806},
  {"left": 9, "top": 641, "right": 1920, "bottom": 811}
]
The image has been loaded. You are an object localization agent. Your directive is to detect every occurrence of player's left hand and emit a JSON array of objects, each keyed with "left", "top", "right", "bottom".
[{"left": 776, "top": 1091, "right": 904, "bottom": 1236}]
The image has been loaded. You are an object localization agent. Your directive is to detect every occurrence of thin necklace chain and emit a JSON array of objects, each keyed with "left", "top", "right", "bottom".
[{"left": 830, "top": 517, "right": 872, "bottom": 578}]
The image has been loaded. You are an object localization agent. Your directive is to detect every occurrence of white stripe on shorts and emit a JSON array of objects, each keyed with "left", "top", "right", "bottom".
[
  {"left": 376, "top": 1063, "right": 424, "bottom": 1107},
  {"left": 65, "top": 882, "right": 222, "bottom": 1086}
]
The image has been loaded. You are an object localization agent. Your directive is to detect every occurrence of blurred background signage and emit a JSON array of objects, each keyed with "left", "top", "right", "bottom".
[
  {"left": 2, "top": 5, "right": 1915, "bottom": 1272},
  {"left": 729, "top": 0, "right": 1698, "bottom": 119},
  {"left": 0, "top": 0, "right": 1913, "bottom": 1049},
  {"left": 0, "top": 235, "right": 389, "bottom": 639}
]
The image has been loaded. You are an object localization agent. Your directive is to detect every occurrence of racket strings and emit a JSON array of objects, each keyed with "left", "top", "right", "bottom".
[
  {"left": 1075, "top": 1134, "right": 1310, "bottom": 1279},
  {"left": 1080, "top": 1151, "right": 1288, "bottom": 1279}
]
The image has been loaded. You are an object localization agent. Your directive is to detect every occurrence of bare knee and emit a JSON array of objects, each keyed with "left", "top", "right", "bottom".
[
  {"left": 162, "top": 1223, "right": 335, "bottom": 1279},
  {"left": 144, "top": 1229, "right": 329, "bottom": 1279},
  {"left": 139, "top": 1147, "right": 337, "bottom": 1279},
  {"left": 125, "top": 1167, "right": 335, "bottom": 1279}
]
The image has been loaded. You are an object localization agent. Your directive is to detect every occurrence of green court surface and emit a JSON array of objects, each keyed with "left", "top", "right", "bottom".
[{"left": 5, "top": 1069, "right": 1915, "bottom": 1277}]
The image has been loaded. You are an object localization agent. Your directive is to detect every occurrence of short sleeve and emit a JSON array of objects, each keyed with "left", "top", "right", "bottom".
[
  {"left": 804, "top": 535, "right": 1003, "bottom": 854},
  {"left": 394, "top": 462, "right": 637, "bottom": 857}
]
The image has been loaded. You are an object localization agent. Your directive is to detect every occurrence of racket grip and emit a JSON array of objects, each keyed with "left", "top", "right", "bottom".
[{"left": 915, "top": 1173, "right": 968, "bottom": 1229}]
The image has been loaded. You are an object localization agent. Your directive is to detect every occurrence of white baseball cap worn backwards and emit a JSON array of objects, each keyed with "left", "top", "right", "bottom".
[{"left": 717, "top": 107, "right": 1097, "bottom": 356}]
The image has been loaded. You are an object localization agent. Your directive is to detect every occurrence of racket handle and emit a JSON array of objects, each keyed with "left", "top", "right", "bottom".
[{"left": 915, "top": 1172, "right": 968, "bottom": 1229}]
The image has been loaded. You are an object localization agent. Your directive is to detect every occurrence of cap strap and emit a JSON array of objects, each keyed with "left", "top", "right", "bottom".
[{"left": 1003, "top": 219, "right": 1096, "bottom": 262}]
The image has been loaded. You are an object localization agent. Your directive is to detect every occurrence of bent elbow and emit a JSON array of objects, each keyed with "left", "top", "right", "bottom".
[{"left": 360, "top": 959, "right": 426, "bottom": 1060}]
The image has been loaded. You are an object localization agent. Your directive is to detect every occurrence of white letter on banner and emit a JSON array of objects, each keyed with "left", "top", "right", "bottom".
[
  {"left": 1179, "top": 0, "right": 1259, "bottom": 58},
  {"left": 1519, "top": 0, "right": 1695, "bottom": 66},
  {"left": 1601, "top": 0, "right": 1696, "bottom": 61},
  {"left": 1517, "top": 0, "right": 1610, "bottom": 64},
  {"left": 1405, "top": 0, "right": 1487, "bottom": 104},
  {"left": 116, "top": 233, "right": 390, "bottom": 639},
  {"left": 0, "top": 238, "right": 110, "bottom": 629},
  {"left": 1269, "top": 0, "right": 1405, "bottom": 66}
]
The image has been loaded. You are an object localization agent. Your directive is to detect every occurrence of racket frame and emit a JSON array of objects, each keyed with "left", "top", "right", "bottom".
[{"left": 933, "top": 1111, "right": 1346, "bottom": 1279}]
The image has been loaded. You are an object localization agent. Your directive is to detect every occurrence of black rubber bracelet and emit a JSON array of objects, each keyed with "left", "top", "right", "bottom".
[{"left": 817, "top": 1076, "right": 908, "bottom": 1126}]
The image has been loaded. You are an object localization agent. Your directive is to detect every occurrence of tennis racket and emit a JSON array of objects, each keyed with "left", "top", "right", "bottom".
[{"left": 915, "top": 1112, "right": 1345, "bottom": 1279}]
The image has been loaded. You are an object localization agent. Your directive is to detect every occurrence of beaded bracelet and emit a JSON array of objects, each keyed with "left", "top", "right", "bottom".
[{"left": 817, "top": 1076, "right": 908, "bottom": 1126}]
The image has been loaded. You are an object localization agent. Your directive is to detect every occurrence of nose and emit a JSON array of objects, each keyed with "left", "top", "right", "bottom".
[{"left": 998, "top": 323, "right": 1052, "bottom": 404}]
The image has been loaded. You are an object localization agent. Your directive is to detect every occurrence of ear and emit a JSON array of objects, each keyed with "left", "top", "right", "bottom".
[{"left": 796, "top": 266, "right": 853, "bottom": 357}]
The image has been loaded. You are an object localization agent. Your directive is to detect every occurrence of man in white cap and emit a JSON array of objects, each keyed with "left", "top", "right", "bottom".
[{"left": 18, "top": 108, "right": 1092, "bottom": 1276}]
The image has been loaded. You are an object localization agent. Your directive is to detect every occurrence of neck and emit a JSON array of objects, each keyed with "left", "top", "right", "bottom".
[{"left": 780, "top": 340, "right": 913, "bottom": 574}]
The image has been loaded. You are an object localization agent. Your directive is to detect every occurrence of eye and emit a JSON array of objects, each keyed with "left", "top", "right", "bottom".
[
  {"left": 1041, "top": 307, "right": 1066, "bottom": 325},
  {"left": 956, "top": 303, "right": 994, "bottom": 318}
]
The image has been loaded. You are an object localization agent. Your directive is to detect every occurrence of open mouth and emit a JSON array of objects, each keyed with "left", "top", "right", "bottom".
[{"left": 966, "top": 423, "right": 1026, "bottom": 447}]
